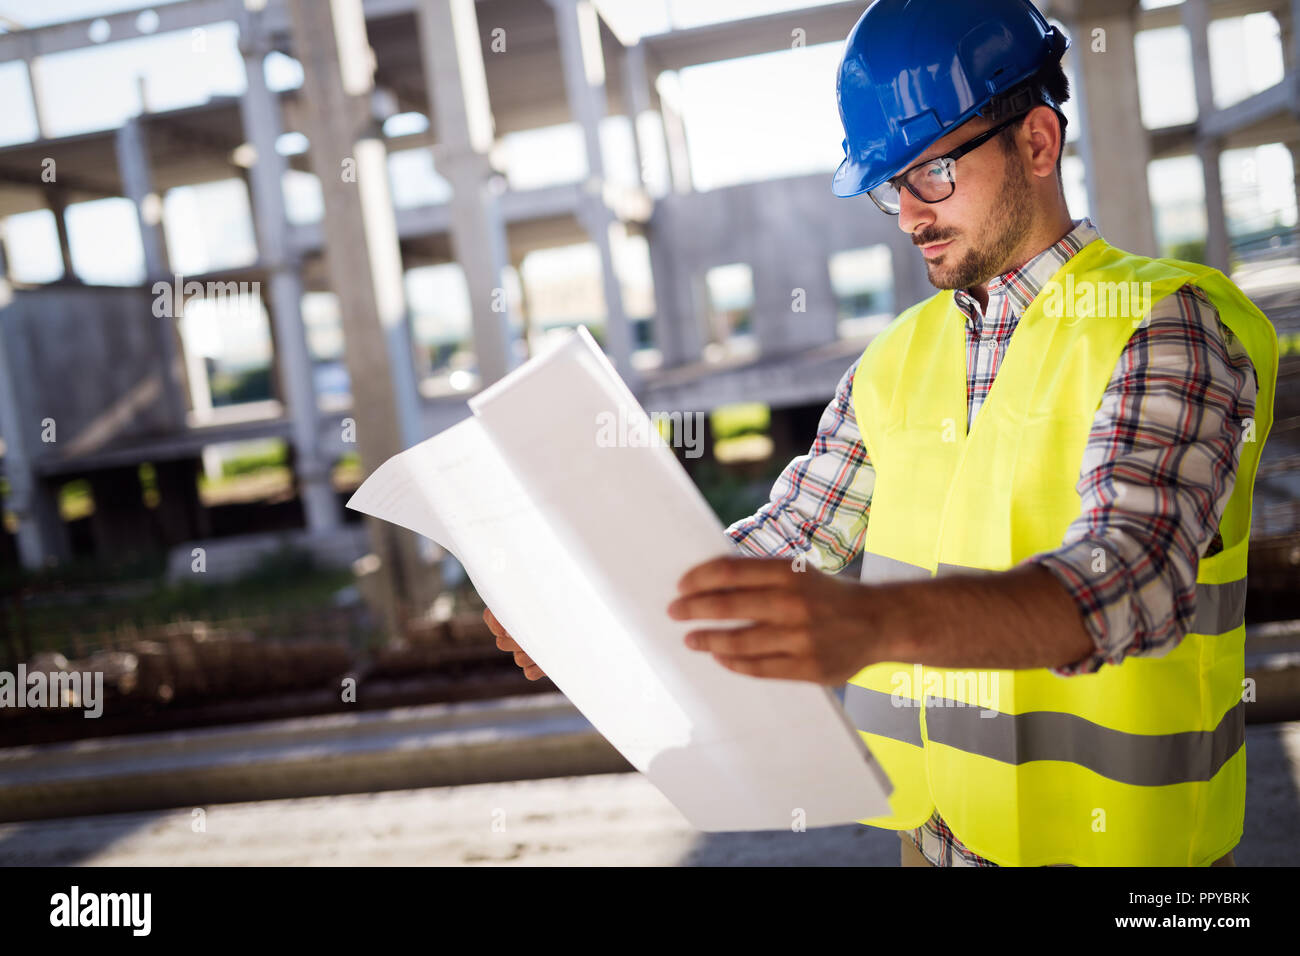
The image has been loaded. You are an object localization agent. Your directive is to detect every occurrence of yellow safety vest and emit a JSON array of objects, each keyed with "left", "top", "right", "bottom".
[{"left": 844, "top": 238, "right": 1278, "bottom": 866}]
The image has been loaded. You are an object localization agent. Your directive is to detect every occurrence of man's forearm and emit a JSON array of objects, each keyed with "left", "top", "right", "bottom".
[{"left": 873, "top": 563, "right": 1095, "bottom": 672}]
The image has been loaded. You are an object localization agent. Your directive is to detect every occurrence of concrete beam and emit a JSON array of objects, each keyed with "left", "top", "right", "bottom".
[
  {"left": 1201, "top": 73, "right": 1300, "bottom": 138},
  {"left": 0, "top": 0, "right": 241, "bottom": 62},
  {"left": 641, "top": 1, "right": 864, "bottom": 73},
  {"left": 1139, "top": 0, "right": 1287, "bottom": 31}
]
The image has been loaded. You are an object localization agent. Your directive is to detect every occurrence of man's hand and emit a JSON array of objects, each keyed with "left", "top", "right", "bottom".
[
  {"left": 484, "top": 608, "right": 547, "bottom": 681},
  {"left": 667, "top": 555, "right": 889, "bottom": 684}
]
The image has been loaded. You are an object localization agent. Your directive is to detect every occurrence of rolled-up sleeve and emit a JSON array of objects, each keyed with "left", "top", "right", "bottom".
[{"left": 1026, "top": 285, "right": 1259, "bottom": 676}]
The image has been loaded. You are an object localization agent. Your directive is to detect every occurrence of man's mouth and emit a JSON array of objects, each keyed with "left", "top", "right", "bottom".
[{"left": 920, "top": 239, "right": 953, "bottom": 258}]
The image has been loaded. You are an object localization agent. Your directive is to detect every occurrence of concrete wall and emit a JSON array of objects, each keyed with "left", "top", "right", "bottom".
[
  {"left": 0, "top": 286, "right": 182, "bottom": 467},
  {"left": 648, "top": 172, "right": 932, "bottom": 362}
]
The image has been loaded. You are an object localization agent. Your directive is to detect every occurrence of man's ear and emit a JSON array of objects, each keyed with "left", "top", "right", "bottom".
[{"left": 1022, "top": 106, "right": 1063, "bottom": 176}]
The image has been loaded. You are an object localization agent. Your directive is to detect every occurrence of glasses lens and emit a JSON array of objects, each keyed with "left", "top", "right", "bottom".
[
  {"left": 907, "top": 158, "right": 956, "bottom": 202},
  {"left": 867, "top": 181, "right": 901, "bottom": 214}
]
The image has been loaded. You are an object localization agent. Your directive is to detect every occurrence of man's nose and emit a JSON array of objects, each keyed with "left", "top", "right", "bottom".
[{"left": 897, "top": 187, "right": 935, "bottom": 238}]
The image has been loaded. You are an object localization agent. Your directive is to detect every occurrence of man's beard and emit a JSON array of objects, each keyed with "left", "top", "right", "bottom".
[{"left": 921, "top": 150, "right": 1034, "bottom": 291}]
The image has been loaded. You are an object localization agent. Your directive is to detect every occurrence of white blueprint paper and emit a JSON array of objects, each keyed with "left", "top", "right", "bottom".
[{"left": 347, "top": 326, "right": 891, "bottom": 831}]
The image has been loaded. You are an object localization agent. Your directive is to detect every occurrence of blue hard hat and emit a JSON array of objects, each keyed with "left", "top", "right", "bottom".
[{"left": 832, "top": 0, "right": 1070, "bottom": 199}]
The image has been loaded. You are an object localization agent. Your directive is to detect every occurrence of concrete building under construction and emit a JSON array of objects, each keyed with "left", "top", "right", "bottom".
[{"left": 0, "top": 0, "right": 1297, "bottom": 605}]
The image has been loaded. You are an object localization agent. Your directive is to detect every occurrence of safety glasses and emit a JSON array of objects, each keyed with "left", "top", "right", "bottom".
[{"left": 863, "top": 112, "right": 1029, "bottom": 215}]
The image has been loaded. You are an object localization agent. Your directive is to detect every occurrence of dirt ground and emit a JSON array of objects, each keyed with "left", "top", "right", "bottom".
[{"left": 1, "top": 721, "right": 1296, "bottom": 867}]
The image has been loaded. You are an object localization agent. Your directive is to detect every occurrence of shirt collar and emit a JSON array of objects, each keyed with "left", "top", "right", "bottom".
[{"left": 953, "top": 217, "right": 1101, "bottom": 321}]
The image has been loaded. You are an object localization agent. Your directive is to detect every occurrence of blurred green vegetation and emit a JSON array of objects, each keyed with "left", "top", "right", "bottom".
[
  {"left": 711, "top": 402, "right": 770, "bottom": 440},
  {"left": 1168, "top": 240, "right": 1207, "bottom": 265},
  {"left": 59, "top": 478, "right": 93, "bottom": 521},
  {"left": 4, "top": 546, "right": 363, "bottom": 658},
  {"left": 219, "top": 442, "right": 289, "bottom": 478},
  {"left": 210, "top": 366, "right": 273, "bottom": 406}
]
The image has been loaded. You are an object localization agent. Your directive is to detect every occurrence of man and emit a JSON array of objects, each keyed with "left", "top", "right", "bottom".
[{"left": 491, "top": 0, "right": 1278, "bottom": 867}]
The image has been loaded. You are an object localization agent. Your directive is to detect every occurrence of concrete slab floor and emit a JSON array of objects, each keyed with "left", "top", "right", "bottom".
[{"left": 0, "top": 721, "right": 1296, "bottom": 867}]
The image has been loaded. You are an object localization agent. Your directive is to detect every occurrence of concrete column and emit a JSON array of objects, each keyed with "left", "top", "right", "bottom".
[
  {"left": 1281, "top": 0, "right": 1297, "bottom": 74},
  {"left": 153, "top": 457, "right": 208, "bottom": 545},
  {"left": 621, "top": 43, "right": 652, "bottom": 191},
  {"left": 414, "top": 0, "right": 516, "bottom": 387},
  {"left": 547, "top": 0, "right": 638, "bottom": 388},
  {"left": 114, "top": 115, "right": 189, "bottom": 428},
  {"left": 47, "top": 191, "right": 75, "bottom": 281},
  {"left": 645, "top": 199, "right": 702, "bottom": 365},
  {"left": 749, "top": 197, "right": 839, "bottom": 354},
  {"left": 238, "top": 20, "right": 341, "bottom": 535},
  {"left": 285, "top": 0, "right": 439, "bottom": 635},
  {"left": 114, "top": 117, "right": 169, "bottom": 277},
  {"left": 0, "top": 257, "right": 66, "bottom": 567},
  {"left": 1293, "top": 0, "right": 1300, "bottom": 75},
  {"left": 4, "top": 473, "right": 66, "bottom": 569},
  {"left": 1286, "top": 140, "right": 1300, "bottom": 232},
  {"left": 1063, "top": 0, "right": 1158, "bottom": 255},
  {"left": 1196, "top": 139, "right": 1231, "bottom": 270},
  {"left": 1182, "top": 0, "right": 1231, "bottom": 272},
  {"left": 511, "top": 257, "right": 536, "bottom": 359},
  {"left": 25, "top": 59, "right": 52, "bottom": 141},
  {"left": 86, "top": 466, "right": 154, "bottom": 558},
  {"left": 581, "top": 202, "right": 640, "bottom": 386},
  {"left": 658, "top": 76, "right": 694, "bottom": 195},
  {"left": 0, "top": 336, "right": 67, "bottom": 568}
]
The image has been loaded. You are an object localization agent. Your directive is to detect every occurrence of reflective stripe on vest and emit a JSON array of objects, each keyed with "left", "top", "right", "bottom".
[{"left": 842, "top": 683, "right": 1245, "bottom": 786}]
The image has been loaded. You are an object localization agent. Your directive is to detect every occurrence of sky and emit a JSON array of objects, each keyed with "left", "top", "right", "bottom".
[{"left": 0, "top": 0, "right": 1296, "bottom": 367}]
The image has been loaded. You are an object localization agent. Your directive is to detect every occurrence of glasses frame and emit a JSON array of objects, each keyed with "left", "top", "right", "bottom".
[{"left": 867, "top": 112, "right": 1031, "bottom": 215}]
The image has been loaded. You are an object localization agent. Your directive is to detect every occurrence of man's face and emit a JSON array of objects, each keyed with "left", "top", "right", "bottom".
[{"left": 892, "top": 115, "right": 1034, "bottom": 292}]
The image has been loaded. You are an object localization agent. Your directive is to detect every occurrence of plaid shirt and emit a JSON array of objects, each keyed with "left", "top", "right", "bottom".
[{"left": 724, "top": 218, "right": 1259, "bottom": 866}]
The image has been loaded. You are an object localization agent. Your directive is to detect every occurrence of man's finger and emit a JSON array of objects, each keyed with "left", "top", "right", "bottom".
[
  {"left": 684, "top": 624, "right": 803, "bottom": 658},
  {"left": 494, "top": 632, "right": 522, "bottom": 652},
  {"left": 484, "top": 607, "right": 511, "bottom": 635},
  {"left": 676, "top": 555, "right": 794, "bottom": 597},
  {"left": 668, "top": 589, "right": 806, "bottom": 625},
  {"left": 714, "top": 653, "right": 819, "bottom": 682}
]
